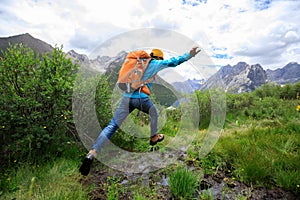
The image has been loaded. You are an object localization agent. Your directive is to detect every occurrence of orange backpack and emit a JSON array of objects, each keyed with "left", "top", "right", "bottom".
[{"left": 117, "top": 50, "right": 153, "bottom": 95}]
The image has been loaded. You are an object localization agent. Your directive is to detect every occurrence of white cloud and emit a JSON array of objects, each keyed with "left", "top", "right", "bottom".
[{"left": 0, "top": 0, "right": 300, "bottom": 69}]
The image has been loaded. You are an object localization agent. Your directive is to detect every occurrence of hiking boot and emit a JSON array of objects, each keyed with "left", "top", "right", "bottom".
[
  {"left": 150, "top": 134, "right": 164, "bottom": 146},
  {"left": 79, "top": 150, "right": 97, "bottom": 176}
]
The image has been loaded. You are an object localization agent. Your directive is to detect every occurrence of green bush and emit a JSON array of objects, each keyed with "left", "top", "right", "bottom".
[
  {"left": 0, "top": 44, "right": 78, "bottom": 163},
  {"left": 195, "top": 90, "right": 211, "bottom": 129},
  {"left": 255, "top": 82, "right": 300, "bottom": 100}
]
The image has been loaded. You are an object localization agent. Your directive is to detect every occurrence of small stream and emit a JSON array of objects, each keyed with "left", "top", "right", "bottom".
[{"left": 81, "top": 150, "right": 298, "bottom": 200}]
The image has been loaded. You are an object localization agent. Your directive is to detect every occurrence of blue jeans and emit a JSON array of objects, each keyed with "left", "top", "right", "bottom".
[{"left": 92, "top": 96, "right": 158, "bottom": 152}]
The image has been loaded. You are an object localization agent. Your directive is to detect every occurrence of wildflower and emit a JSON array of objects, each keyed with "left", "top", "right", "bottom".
[
  {"left": 230, "top": 181, "right": 237, "bottom": 186},
  {"left": 297, "top": 184, "right": 300, "bottom": 188},
  {"left": 2, "top": 125, "right": 4, "bottom": 128},
  {"left": 43, "top": 126, "right": 47, "bottom": 129},
  {"left": 223, "top": 177, "right": 228, "bottom": 182},
  {"left": 62, "top": 114, "right": 67, "bottom": 119},
  {"left": 296, "top": 105, "right": 300, "bottom": 112},
  {"left": 14, "top": 160, "right": 17, "bottom": 163}
]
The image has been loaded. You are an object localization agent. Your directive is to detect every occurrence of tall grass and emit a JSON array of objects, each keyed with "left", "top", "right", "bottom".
[
  {"left": 1, "top": 158, "right": 89, "bottom": 200},
  {"left": 190, "top": 92, "right": 300, "bottom": 195},
  {"left": 206, "top": 118, "right": 300, "bottom": 192},
  {"left": 168, "top": 165, "right": 198, "bottom": 199}
]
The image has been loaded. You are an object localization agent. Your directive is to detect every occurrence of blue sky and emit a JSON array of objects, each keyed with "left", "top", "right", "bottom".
[{"left": 0, "top": 0, "right": 300, "bottom": 70}]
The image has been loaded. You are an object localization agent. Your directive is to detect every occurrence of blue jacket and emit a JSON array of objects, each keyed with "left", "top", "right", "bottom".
[{"left": 123, "top": 52, "right": 192, "bottom": 98}]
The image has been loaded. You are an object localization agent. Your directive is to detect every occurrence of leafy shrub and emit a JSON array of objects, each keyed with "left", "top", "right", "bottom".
[
  {"left": 0, "top": 44, "right": 78, "bottom": 163},
  {"left": 195, "top": 90, "right": 211, "bottom": 129},
  {"left": 95, "top": 75, "right": 113, "bottom": 127},
  {"left": 255, "top": 82, "right": 300, "bottom": 100}
]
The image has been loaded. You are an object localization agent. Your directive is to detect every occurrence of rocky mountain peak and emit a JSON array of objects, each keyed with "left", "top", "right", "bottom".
[
  {"left": 201, "top": 62, "right": 267, "bottom": 93},
  {"left": 249, "top": 64, "right": 267, "bottom": 83},
  {"left": 66, "top": 49, "right": 127, "bottom": 73},
  {"left": 67, "top": 50, "right": 89, "bottom": 63},
  {"left": 266, "top": 62, "right": 300, "bottom": 84}
]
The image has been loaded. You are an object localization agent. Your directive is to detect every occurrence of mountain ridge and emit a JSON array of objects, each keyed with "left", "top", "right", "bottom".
[
  {"left": 266, "top": 62, "right": 300, "bottom": 84},
  {"left": 200, "top": 61, "right": 299, "bottom": 93},
  {"left": 0, "top": 33, "right": 54, "bottom": 56},
  {"left": 1, "top": 33, "right": 299, "bottom": 94}
]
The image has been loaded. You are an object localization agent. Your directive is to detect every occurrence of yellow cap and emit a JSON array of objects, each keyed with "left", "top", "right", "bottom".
[{"left": 151, "top": 49, "right": 164, "bottom": 59}]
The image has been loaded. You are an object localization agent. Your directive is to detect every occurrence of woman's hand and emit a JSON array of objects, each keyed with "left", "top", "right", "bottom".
[{"left": 190, "top": 46, "right": 201, "bottom": 57}]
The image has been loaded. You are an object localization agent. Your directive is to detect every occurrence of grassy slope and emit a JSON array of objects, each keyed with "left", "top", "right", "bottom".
[{"left": 1, "top": 97, "right": 299, "bottom": 199}]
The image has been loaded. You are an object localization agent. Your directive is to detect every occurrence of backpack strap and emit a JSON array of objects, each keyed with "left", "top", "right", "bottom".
[{"left": 135, "top": 58, "right": 152, "bottom": 89}]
